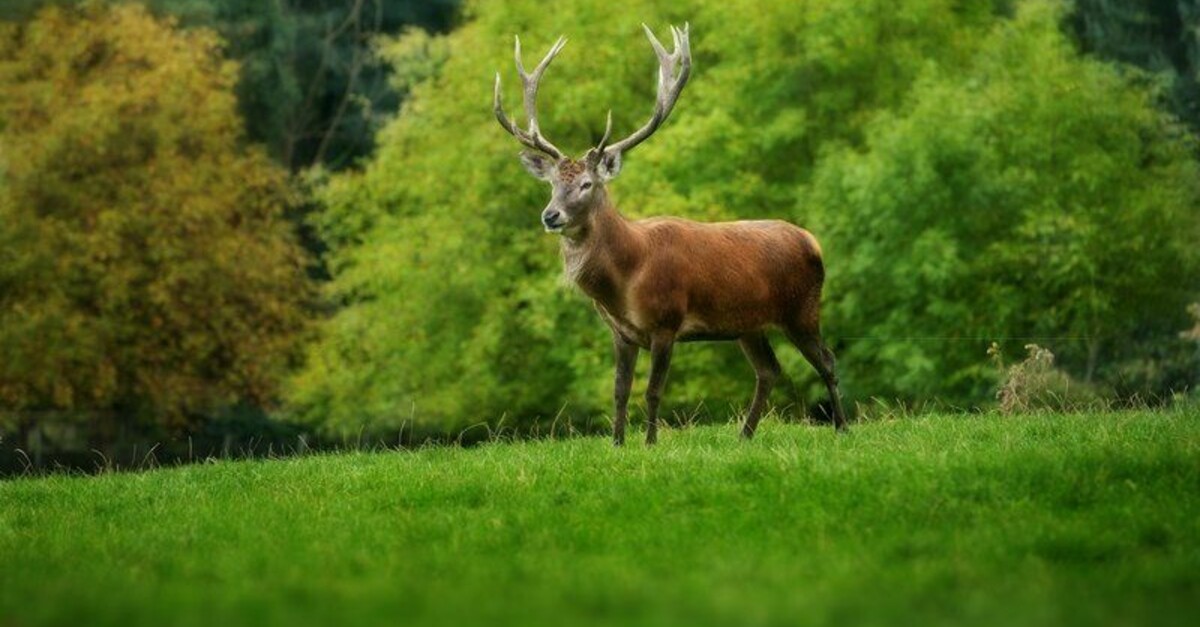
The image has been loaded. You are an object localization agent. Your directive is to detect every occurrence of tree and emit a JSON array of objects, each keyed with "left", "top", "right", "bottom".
[
  {"left": 1070, "top": 0, "right": 1200, "bottom": 135},
  {"left": 269, "top": 0, "right": 460, "bottom": 169},
  {"left": 804, "top": 1, "right": 1200, "bottom": 404},
  {"left": 290, "top": 0, "right": 1007, "bottom": 436},
  {"left": 0, "top": 4, "right": 313, "bottom": 438},
  {"left": 0, "top": 0, "right": 462, "bottom": 171}
]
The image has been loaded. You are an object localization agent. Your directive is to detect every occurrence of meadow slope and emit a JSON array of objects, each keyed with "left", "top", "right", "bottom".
[{"left": 1, "top": 411, "right": 1198, "bottom": 627}]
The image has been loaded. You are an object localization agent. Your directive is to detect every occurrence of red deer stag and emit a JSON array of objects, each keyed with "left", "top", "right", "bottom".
[{"left": 494, "top": 24, "right": 847, "bottom": 445}]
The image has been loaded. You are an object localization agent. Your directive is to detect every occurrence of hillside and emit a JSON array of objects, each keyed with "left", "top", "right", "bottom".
[{"left": 2, "top": 411, "right": 1198, "bottom": 627}]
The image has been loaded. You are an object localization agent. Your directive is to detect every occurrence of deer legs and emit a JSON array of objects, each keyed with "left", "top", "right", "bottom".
[
  {"left": 611, "top": 335, "right": 638, "bottom": 447},
  {"left": 643, "top": 334, "right": 675, "bottom": 445},
  {"left": 738, "top": 333, "right": 782, "bottom": 439},
  {"left": 787, "top": 329, "right": 848, "bottom": 432},
  {"left": 611, "top": 332, "right": 673, "bottom": 447},
  {"left": 609, "top": 326, "right": 845, "bottom": 446},
  {"left": 739, "top": 330, "right": 849, "bottom": 438}
]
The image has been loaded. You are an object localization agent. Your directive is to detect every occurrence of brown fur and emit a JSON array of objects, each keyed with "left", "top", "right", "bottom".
[
  {"left": 571, "top": 210, "right": 824, "bottom": 346},
  {"left": 556, "top": 160, "right": 587, "bottom": 182}
]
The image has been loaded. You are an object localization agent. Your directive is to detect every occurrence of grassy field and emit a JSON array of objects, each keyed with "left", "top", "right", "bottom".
[{"left": 1, "top": 410, "right": 1198, "bottom": 627}]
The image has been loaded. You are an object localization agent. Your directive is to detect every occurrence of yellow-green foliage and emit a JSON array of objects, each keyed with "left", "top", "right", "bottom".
[
  {"left": 0, "top": 4, "right": 312, "bottom": 430},
  {"left": 292, "top": 0, "right": 1199, "bottom": 435}
]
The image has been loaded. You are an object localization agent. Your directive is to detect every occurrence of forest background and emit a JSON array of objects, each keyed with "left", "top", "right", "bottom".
[{"left": 1, "top": 0, "right": 1197, "bottom": 469}]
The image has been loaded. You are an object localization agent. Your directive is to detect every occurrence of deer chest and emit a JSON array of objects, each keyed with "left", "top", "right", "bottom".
[{"left": 592, "top": 301, "right": 652, "bottom": 348}]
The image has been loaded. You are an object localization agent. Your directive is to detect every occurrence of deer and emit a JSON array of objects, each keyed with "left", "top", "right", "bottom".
[{"left": 493, "top": 23, "right": 848, "bottom": 446}]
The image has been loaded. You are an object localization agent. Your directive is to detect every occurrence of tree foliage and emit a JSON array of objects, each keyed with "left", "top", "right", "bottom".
[
  {"left": 806, "top": 1, "right": 1200, "bottom": 403},
  {"left": 291, "top": 0, "right": 1010, "bottom": 435},
  {"left": 3, "top": 0, "right": 1194, "bottom": 443},
  {"left": 0, "top": 0, "right": 461, "bottom": 170},
  {"left": 1070, "top": 0, "right": 1200, "bottom": 134},
  {"left": 293, "top": 0, "right": 1199, "bottom": 435},
  {"left": 0, "top": 4, "right": 313, "bottom": 434}
]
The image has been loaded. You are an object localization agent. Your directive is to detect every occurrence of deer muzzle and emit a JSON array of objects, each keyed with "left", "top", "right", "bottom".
[{"left": 542, "top": 207, "right": 566, "bottom": 232}]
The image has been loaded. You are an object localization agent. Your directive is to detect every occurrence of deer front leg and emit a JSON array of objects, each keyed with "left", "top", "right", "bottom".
[
  {"left": 612, "top": 334, "right": 638, "bottom": 447},
  {"left": 644, "top": 333, "right": 675, "bottom": 446}
]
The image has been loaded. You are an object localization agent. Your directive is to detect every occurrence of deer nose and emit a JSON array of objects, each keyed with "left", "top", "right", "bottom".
[{"left": 542, "top": 209, "right": 563, "bottom": 227}]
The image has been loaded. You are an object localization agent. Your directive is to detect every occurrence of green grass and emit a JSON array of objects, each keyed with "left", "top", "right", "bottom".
[{"left": 2, "top": 410, "right": 1198, "bottom": 627}]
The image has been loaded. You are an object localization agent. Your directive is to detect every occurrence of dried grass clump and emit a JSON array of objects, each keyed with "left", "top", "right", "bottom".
[{"left": 990, "top": 343, "right": 1105, "bottom": 414}]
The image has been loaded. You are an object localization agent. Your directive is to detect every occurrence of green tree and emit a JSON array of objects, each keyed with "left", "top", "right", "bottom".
[
  {"left": 805, "top": 1, "right": 1200, "bottom": 404},
  {"left": 1070, "top": 0, "right": 1200, "bottom": 134},
  {"left": 291, "top": 0, "right": 1006, "bottom": 436},
  {"left": 0, "top": 4, "right": 313, "bottom": 438}
]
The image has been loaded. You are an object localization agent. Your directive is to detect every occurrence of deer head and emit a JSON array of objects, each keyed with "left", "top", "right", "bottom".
[{"left": 494, "top": 24, "right": 692, "bottom": 235}]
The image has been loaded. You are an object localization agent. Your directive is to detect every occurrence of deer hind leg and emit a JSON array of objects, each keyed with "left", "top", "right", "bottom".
[
  {"left": 738, "top": 333, "right": 781, "bottom": 439},
  {"left": 644, "top": 332, "right": 675, "bottom": 446},
  {"left": 785, "top": 326, "right": 848, "bottom": 432}
]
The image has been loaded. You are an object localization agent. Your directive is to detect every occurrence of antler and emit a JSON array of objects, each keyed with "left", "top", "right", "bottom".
[
  {"left": 494, "top": 35, "right": 568, "bottom": 160},
  {"left": 600, "top": 23, "right": 692, "bottom": 157}
]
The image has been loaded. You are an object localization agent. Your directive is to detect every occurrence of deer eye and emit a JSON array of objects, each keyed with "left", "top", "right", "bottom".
[{"left": 580, "top": 181, "right": 593, "bottom": 191}]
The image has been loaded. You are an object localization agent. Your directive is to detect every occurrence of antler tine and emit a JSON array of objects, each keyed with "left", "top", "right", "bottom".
[
  {"left": 513, "top": 35, "right": 526, "bottom": 76},
  {"left": 587, "top": 110, "right": 614, "bottom": 165},
  {"left": 521, "top": 36, "right": 567, "bottom": 137},
  {"left": 494, "top": 35, "right": 567, "bottom": 159},
  {"left": 644, "top": 23, "right": 669, "bottom": 67},
  {"left": 494, "top": 72, "right": 520, "bottom": 137},
  {"left": 598, "top": 110, "right": 613, "bottom": 151},
  {"left": 604, "top": 23, "right": 692, "bottom": 157}
]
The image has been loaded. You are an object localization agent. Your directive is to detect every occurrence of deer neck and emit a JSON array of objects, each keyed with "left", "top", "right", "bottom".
[{"left": 560, "top": 197, "right": 642, "bottom": 310}]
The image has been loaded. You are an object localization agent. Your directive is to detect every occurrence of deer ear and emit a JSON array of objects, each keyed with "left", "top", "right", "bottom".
[
  {"left": 519, "top": 151, "right": 556, "bottom": 181},
  {"left": 596, "top": 150, "right": 622, "bottom": 181}
]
